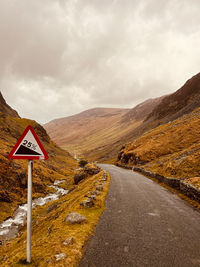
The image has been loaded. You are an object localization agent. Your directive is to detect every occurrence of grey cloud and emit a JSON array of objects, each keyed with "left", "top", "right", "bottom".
[{"left": 1, "top": 0, "right": 200, "bottom": 123}]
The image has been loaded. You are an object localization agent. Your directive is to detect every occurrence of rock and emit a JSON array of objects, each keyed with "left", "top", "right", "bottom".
[
  {"left": 84, "top": 166, "right": 101, "bottom": 175},
  {"left": 80, "top": 199, "right": 94, "bottom": 208},
  {"left": 74, "top": 171, "right": 87, "bottom": 185},
  {"left": 88, "top": 194, "right": 96, "bottom": 200},
  {"left": 0, "top": 190, "right": 11, "bottom": 203},
  {"left": 55, "top": 253, "right": 67, "bottom": 261},
  {"left": 65, "top": 212, "right": 87, "bottom": 224},
  {"left": 96, "top": 185, "right": 104, "bottom": 191},
  {"left": 12, "top": 163, "right": 21, "bottom": 169},
  {"left": 63, "top": 237, "right": 74, "bottom": 246},
  {"left": 0, "top": 256, "right": 6, "bottom": 261},
  {"left": 84, "top": 191, "right": 92, "bottom": 197},
  {"left": 92, "top": 190, "right": 100, "bottom": 196},
  {"left": 47, "top": 225, "right": 53, "bottom": 236}
]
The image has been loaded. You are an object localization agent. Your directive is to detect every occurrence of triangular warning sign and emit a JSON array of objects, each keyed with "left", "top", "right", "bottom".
[{"left": 8, "top": 125, "right": 49, "bottom": 160}]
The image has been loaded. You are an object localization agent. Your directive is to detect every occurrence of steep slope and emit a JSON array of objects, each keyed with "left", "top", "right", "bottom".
[
  {"left": 0, "top": 91, "right": 19, "bottom": 118},
  {"left": 120, "top": 96, "right": 165, "bottom": 123},
  {"left": 117, "top": 107, "right": 200, "bottom": 189},
  {"left": 117, "top": 73, "right": 200, "bottom": 190},
  {"left": 45, "top": 108, "right": 130, "bottom": 161},
  {"left": 45, "top": 98, "right": 164, "bottom": 163},
  {"left": 145, "top": 72, "right": 200, "bottom": 124},
  {"left": 118, "top": 73, "right": 200, "bottom": 151},
  {"left": 0, "top": 93, "right": 77, "bottom": 222},
  {"left": 45, "top": 108, "right": 129, "bottom": 146}
]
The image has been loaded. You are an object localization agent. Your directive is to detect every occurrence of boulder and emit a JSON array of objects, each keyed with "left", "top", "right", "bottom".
[
  {"left": 55, "top": 253, "right": 67, "bottom": 261},
  {"left": 88, "top": 195, "right": 96, "bottom": 200},
  {"left": 63, "top": 237, "right": 74, "bottom": 246},
  {"left": 74, "top": 171, "right": 87, "bottom": 185},
  {"left": 84, "top": 166, "right": 101, "bottom": 175},
  {"left": 96, "top": 185, "right": 104, "bottom": 191},
  {"left": 92, "top": 190, "right": 100, "bottom": 196},
  {"left": 0, "top": 190, "right": 11, "bottom": 203},
  {"left": 65, "top": 212, "right": 87, "bottom": 224},
  {"left": 80, "top": 199, "right": 94, "bottom": 208}
]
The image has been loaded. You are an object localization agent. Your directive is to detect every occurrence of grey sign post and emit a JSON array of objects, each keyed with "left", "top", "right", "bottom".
[{"left": 27, "top": 160, "right": 33, "bottom": 263}]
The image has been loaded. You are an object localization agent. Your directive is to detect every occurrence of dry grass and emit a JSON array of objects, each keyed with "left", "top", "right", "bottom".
[
  {"left": 45, "top": 108, "right": 142, "bottom": 162},
  {"left": 120, "top": 108, "right": 200, "bottom": 188},
  {"left": 0, "top": 114, "right": 77, "bottom": 222},
  {"left": 0, "top": 171, "right": 110, "bottom": 266}
]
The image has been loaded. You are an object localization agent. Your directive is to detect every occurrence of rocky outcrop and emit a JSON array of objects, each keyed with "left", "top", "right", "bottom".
[
  {"left": 55, "top": 253, "right": 67, "bottom": 261},
  {"left": 180, "top": 181, "right": 200, "bottom": 203},
  {"left": 74, "top": 171, "right": 87, "bottom": 185},
  {"left": 65, "top": 212, "right": 87, "bottom": 224},
  {"left": 74, "top": 165, "right": 101, "bottom": 185},
  {"left": 84, "top": 166, "right": 101, "bottom": 175},
  {"left": 80, "top": 199, "right": 94, "bottom": 208},
  {"left": 0, "top": 190, "right": 11, "bottom": 203},
  {"left": 63, "top": 237, "right": 74, "bottom": 246},
  {"left": 117, "top": 150, "right": 148, "bottom": 166}
]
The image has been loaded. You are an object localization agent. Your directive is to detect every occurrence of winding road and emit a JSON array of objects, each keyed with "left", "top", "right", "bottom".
[{"left": 79, "top": 164, "right": 200, "bottom": 267}]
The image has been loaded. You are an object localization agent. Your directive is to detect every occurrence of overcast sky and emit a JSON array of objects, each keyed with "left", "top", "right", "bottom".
[{"left": 1, "top": 0, "right": 200, "bottom": 123}]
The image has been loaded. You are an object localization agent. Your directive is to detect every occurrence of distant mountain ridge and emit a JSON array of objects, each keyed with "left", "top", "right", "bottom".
[
  {"left": 45, "top": 72, "right": 200, "bottom": 163},
  {"left": 145, "top": 72, "right": 200, "bottom": 124},
  {"left": 121, "top": 96, "right": 165, "bottom": 123},
  {"left": 44, "top": 98, "right": 164, "bottom": 162}
]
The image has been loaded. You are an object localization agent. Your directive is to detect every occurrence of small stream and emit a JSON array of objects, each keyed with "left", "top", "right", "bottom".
[{"left": 0, "top": 180, "right": 68, "bottom": 242}]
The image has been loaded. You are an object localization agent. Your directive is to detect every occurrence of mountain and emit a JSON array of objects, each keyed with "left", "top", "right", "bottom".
[
  {"left": 45, "top": 108, "right": 129, "bottom": 146},
  {"left": 117, "top": 73, "right": 200, "bottom": 190},
  {"left": 117, "top": 107, "right": 200, "bottom": 189},
  {"left": 120, "top": 96, "right": 165, "bottom": 123},
  {"left": 0, "top": 91, "right": 19, "bottom": 118},
  {"left": 45, "top": 98, "right": 164, "bottom": 162},
  {"left": 145, "top": 72, "right": 200, "bottom": 124},
  {"left": 45, "top": 107, "right": 130, "bottom": 162},
  {"left": 0, "top": 92, "right": 77, "bottom": 222}
]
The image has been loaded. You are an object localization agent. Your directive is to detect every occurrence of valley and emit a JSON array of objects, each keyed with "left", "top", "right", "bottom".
[{"left": 1, "top": 72, "right": 200, "bottom": 266}]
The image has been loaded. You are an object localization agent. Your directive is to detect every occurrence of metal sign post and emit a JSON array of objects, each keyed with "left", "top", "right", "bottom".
[
  {"left": 8, "top": 125, "right": 48, "bottom": 264},
  {"left": 27, "top": 160, "right": 33, "bottom": 263}
]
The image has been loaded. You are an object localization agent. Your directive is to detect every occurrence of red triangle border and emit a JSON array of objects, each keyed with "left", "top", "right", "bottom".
[{"left": 8, "top": 125, "right": 49, "bottom": 160}]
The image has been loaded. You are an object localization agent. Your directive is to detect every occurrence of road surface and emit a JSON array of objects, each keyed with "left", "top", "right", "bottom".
[{"left": 79, "top": 164, "right": 200, "bottom": 267}]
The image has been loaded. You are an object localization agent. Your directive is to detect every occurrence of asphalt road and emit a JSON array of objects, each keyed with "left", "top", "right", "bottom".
[{"left": 79, "top": 164, "right": 200, "bottom": 267}]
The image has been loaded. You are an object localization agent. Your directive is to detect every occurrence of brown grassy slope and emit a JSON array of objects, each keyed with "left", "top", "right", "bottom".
[
  {"left": 45, "top": 98, "right": 164, "bottom": 163},
  {"left": 117, "top": 108, "right": 200, "bottom": 188},
  {"left": 45, "top": 108, "right": 130, "bottom": 161},
  {"left": 145, "top": 72, "right": 200, "bottom": 124},
  {"left": 0, "top": 96, "right": 77, "bottom": 222},
  {"left": 0, "top": 91, "right": 19, "bottom": 117},
  {"left": 118, "top": 73, "right": 200, "bottom": 151},
  {"left": 120, "top": 96, "right": 166, "bottom": 123},
  {"left": 45, "top": 108, "right": 129, "bottom": 146},
  {"left": 0, "top": 168, "right": 110, "bottom": 266}
]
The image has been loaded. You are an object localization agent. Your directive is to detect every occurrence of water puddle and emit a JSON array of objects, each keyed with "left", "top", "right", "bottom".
[{"left": 0, "top": 180, "right": 68, "bottom": 242}]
